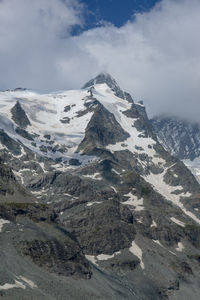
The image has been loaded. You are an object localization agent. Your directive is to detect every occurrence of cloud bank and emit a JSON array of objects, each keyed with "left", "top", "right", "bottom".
[{"left": 0, "top": 0, "right": 200, "bottom": 121}]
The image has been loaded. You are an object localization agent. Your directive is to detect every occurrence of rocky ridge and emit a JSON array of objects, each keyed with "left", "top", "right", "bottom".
[
  {"left": 0, "top": 74, "right": 200, "bottom": 299},
  {"left": 151, "top": 116, "right": 200, "bottom": 183}
]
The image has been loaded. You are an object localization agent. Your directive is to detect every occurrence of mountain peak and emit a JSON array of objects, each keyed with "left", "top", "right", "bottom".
[
  {"left": 82, "top": 73, "right": 134, "bottom": 103},
  {"left": 82, "top": 73, "right": 119, "bottom": 89}
]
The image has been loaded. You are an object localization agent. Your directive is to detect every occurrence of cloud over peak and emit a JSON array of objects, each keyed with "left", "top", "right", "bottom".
[{"left": 0, "top": 0, "right": 200, "bottom": 121}]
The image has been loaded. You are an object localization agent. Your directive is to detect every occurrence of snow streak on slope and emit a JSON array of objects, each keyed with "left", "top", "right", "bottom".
[
  {"left": 143, "top": 166, "right": 200, "bottom": 225},
  {"left": 129, "top": 240, "right": 144, "bottom": 269},
  {"left": 0, "top": 280, "right": 26, "bottom": 291},
  {"left": 89, "top": 84, "right": 164, "bottom": 166},
  {"left": 84, "top": 84, "right": 199, "bottom": 225}
]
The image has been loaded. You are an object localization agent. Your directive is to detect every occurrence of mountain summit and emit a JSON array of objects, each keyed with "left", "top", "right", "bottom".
[
  {"left": 83, "top": 73, "right": 134, "bottom": 102},
  {"left": 0, "top": 75, "right": 200, "bottom": 299},
  {"left": 83, "top": 73, "right": 121, "bottom": 89}
]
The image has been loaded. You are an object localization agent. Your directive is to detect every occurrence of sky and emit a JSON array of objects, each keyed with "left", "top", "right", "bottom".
[
  {"left": 0, "top": 0, "right": 200, "bottom": 121},
  {"left": 82, "top": 0, "right": 160, "bottom": 29}
]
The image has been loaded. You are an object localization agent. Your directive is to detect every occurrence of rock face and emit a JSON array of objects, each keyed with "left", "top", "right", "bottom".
[
  {"left": 17, "top": 234, "right": 91, "bottom": 278},
  {"left": 11, "top": 101, "right": 31, "bottom": 129},
  {"left": 151, "top": 116, "right": 200, "bottom": 182},
  {"left": 61, "top": 199, "right": 136, "bottom": 255},
  {"left": 78, "top": 101, "right": 130, "bottom": 155},
  {"left": 0, "top": 75, "right": 200, "bottom": 299},
  {"left": 0, "top": 158, "right": 33, "bottom": 202},
  {"left": 0, "top": 129, "right": 21, "bottom": 155},
  {"left": 151, "top": 116, "right": 200, "bottom": 160}
]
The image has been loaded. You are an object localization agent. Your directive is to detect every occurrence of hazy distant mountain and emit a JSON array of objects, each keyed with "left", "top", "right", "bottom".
[{"left": 151, "top": 116, "right": 200, "bottom": 183}]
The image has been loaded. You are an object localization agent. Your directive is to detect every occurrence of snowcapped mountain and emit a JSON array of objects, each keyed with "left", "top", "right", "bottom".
[
  {"left": 0, "top": 74, "right": 200, "bottom": 299},
  {"left": 151, "top": 116, "right": 200, "bottom": 182}
]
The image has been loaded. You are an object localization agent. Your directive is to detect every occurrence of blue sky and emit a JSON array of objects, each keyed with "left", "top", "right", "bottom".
[{"left": 82, "top": 0, "right": 160, "bottom": 29}]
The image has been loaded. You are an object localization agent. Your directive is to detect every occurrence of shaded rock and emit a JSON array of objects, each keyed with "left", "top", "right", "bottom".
[
  {"left": 15, "top": 127, "right": 34, "bottom": 141},
  {"left": 11, "top": 101, "right": 31, "bottom": 128},
  {"left": 60, "top": 117, "right": 70, "bottom": 124},
  {"left": 0, "top": 129, "right": 21, "bottom": 155},
  {"left": 78, "top": 102, "right": 129, "bottom": 155},
  {"left": 64, "top": 105, "right": 71, "bottom": 112},
  {"left": 69, "top": 158, "right": 82, "bottom": 166},
  {"left": 17, "top": 238, "right": 91, "bottom": 279},
  {"left": 62, "top": 200, "right": 136, "bottom": 255}
]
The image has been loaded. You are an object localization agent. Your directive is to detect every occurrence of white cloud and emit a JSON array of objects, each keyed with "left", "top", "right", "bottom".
[
  {"left": 0, "top": 0, "right": 200, "bottom": 121},
  {"left": 0, "top": 0, "right": 84, "bottom": 90},
  {"left": 74, "top": 0, "right": 200, "bottom": 121}
]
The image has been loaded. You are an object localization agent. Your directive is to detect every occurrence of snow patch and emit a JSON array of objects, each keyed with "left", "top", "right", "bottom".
[
  {"left": 136, "top": 216, "right": 143, "bottom": 224},
  {"left": 0, "top": 219, "right": 10, "bottom": 232},
  {"left": 129, "top": 241, "right": 144, "bottom": 269},
  {"left": 31, "top": 190, "right": 42, "bottom": 195},
  {"left": 0, "top": 280, "right": 26, "bottom": 291},
  {"left": 85, "top": 250, "right": 120, "bottom": 265},
  {"left": 13, "top": 170, "right": 25, "bottom": 185},
  {"left": 122, "top": 192, "right": 144, "bottom": 211},
  {"left": 96, "top": 252, "right": 121, "bottom": 261},
  {"left": 12, "top": 146, "right": 26, "bottom": 158},
  {"left": 85, "top": 255, "right": 98, "bottom": 266},
  {"left": 176, "top": 242, "right": 184, "bottom": 252},
  {"left": 112, "top": 169, "right": 120, "bottom": 175},
  {"left": 110, "top": 186, "right": 117, "bottom": 193},
  {"left": 170, "top": 217, "right": 185, "bottom": 227},
  {"left": 0, "top": 275, "right": 37, "bottom": 291},
  {"left": 153, "top": 240, "right": 164, "bottom": 248},
  {"left": 0, "top": 143, "right": 6, "bottom": 150},
  {"left": 151, "top": 220, "right": 157, "bottom": 228},
  {"left": 18, "top": 276, "right": 37, "bottom": 289},
  {"left": 168, "top": 250, "right": 177, "bottom": 256},
  {"left": 82, "top": 173, "right": 102, "bottom": 180},
  {"left": 39, "top": 162, "right": 47, "bottom": 173},
  {"left": 87, "top": 201, "right": 102, "bottom": 207},
  {"left": 153, "top": 240, "right": 177, "bottom": 256}
]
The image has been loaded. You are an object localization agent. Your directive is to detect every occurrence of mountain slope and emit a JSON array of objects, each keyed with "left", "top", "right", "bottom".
[
  {"left": 151, "top": 116, "right": 200, "bottom": 183},
  {"left": 0, "top": 74, "right": 200, "bottom": 299}
]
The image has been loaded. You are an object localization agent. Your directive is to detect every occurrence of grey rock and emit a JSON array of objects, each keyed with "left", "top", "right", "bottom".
[{"left": 11, "top": 101, "right": 31, "bottom": 129}]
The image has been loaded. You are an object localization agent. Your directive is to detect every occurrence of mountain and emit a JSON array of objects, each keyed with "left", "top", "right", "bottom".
[
  {"left": 0, "top": 74, "right": 200, "bottom": 299},
  {"left": 151, "top": 116, "right": 200, "bottom": 182}
]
